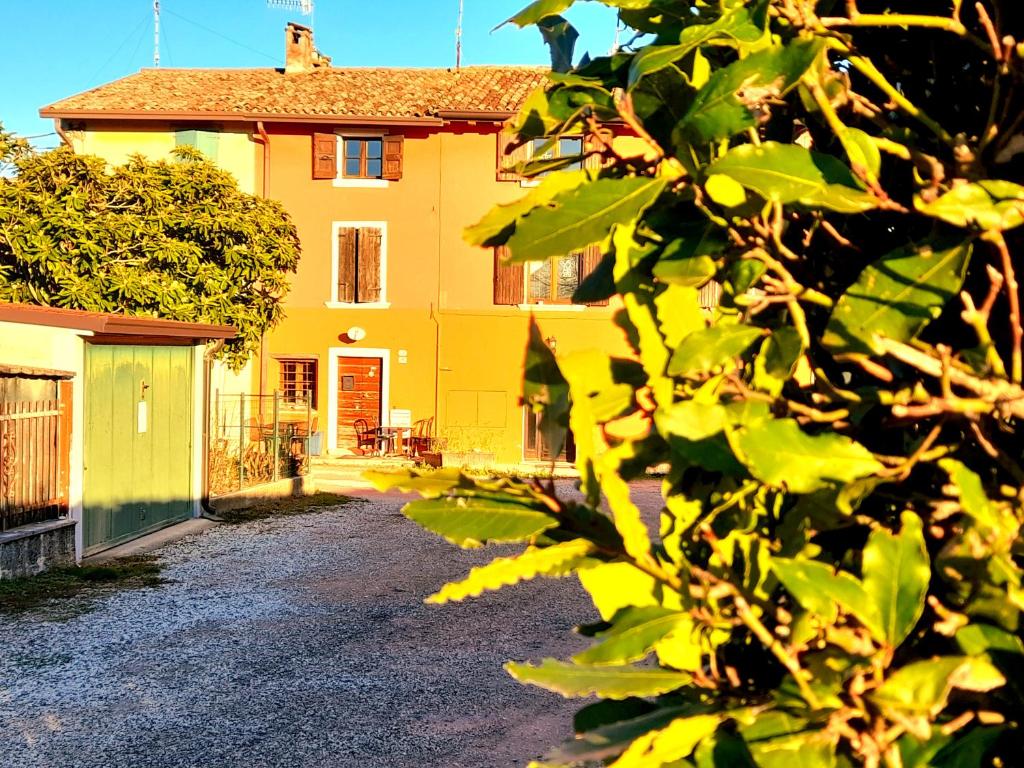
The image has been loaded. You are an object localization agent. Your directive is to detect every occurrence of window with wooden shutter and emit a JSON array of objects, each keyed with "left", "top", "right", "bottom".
[
  {"left": 496, "top": 131, "right": 527, "bottom": 181},
  {"left": 493, "top": 246, "right": 524, "bottom": 305},
  {"left": 335, "top": 225, "right": 385, "bottom": 304},
  {"left": 312, "top": 132, "right": 337, "bottom": 179},
  {"left": 336, "top": 227, "right": 357, "bottom": 303},
  {"left": 581, "top": 244, "right": 609, "bottom": 306},
  {"left": 357, "top": 228, "right": 382, "bottom": 302},
  {"left": 381, "top": 135, "right": 403, "bottom": 181}
]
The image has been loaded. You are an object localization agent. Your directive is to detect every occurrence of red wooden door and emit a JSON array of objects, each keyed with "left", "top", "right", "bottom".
[{"left": 337, "top": 357, "right": 382, "bottom": 450}]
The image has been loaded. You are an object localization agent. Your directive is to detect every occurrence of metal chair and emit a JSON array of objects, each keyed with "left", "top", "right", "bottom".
[
  {"left": 407, "top": 417, "right": 435, "bottom": 457},
  {"left": 354, "top": 418, "right": 383, "bottom": 455}
]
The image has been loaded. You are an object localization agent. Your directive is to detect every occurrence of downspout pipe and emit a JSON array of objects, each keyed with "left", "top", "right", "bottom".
[
  {"left": 253, "top": 121, "right": 271, "bottom": 414},
  {"left": 200, "top": 339, "right": 226, "bottom": 520},
  {"left": 53, "top": 118, "right": 72, "bottom": 148}
]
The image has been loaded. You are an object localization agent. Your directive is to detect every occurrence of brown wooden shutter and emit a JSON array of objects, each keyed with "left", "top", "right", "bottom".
[
  {"left": 493, "top": 245, "right": 524, "bottom": 305},
  {"left": 585, "top": 131, "right": 612, "bottom": 170},
  {"left": 337, "top": 227, "right": 357, "bottom": 302},
  {"left": 357, "top": 228, "right": 383, "bottom": 302},
  {"left": 382, "top": 135, "right": 404, "bottom": 181},
  {"left": 496, "top": 131, "right": 526, "bottom": 181},
  {"left": 312, "top": 133, "right": 337, "bottom": 179},
  {"left": 699, "top": 280, "right": 723, "bottom": 310},
  {"left": 581, "top": 245, "right": 608, "bottom": 306}
]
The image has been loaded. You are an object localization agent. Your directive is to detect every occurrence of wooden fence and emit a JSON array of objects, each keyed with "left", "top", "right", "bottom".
[{"left": 0, "top": 377, "right": 71, "bottom": 531}]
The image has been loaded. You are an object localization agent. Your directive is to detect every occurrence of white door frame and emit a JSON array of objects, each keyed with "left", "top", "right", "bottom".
[{"left": 327, "top": 347, "right": 391, "bottom": 453}]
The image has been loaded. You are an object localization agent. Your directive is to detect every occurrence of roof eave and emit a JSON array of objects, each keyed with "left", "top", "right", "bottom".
[{"left": 41, "top": 108, "right": 447, "bottom": 127}]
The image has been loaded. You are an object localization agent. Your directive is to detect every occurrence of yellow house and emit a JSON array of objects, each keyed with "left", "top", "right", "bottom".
[{"left": 41, "top": 23, "right": 634, "bottom": 465}]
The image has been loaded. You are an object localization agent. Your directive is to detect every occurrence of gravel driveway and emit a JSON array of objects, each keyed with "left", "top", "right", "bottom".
[{"left": 0, "top": 487, "right": 646, "bottom": 768}]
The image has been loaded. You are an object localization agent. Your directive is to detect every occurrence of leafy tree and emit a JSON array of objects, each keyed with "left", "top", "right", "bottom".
[
  {"left": 375, "top": 0, "right": 1024, "bottom": 765},
  {"left": 0, "top": 125, "right": 300, "bottom": 368}
]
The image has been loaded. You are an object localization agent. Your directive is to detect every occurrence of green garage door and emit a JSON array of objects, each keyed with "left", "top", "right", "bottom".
[{"left": 83, "top": 344, "right": 194, "bottom": 555}]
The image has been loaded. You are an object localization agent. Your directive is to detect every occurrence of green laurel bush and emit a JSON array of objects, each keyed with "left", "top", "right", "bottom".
[
  {"left": 0, "top": 130, "right": 300, "bottom": 368},
  {"left": 376, "top": 1, "right": 1024, "bottom": 764}
]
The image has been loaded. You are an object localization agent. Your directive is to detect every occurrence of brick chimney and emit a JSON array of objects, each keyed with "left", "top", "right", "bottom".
[{"left": 284, "top": 22, "right": 331, "bottom": 74}]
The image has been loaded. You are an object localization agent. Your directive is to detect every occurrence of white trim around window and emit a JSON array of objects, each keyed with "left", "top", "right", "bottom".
[
  {"left": 327, "top": 220, "right": 390, "bottom": 308},
  {"left": 326, "top": 346, "right": 392, "bottom": 453},
  {"left": 333, "top": 131, "right": 390, "bottom": 188}
]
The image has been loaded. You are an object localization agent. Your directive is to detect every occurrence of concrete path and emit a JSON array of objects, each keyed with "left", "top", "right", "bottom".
[{"left": 0, "top": 485, "right": 660, "bottom": 768}]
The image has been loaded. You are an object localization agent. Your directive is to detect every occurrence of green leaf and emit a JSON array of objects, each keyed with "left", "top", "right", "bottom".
[
  {"left": 871, "top": 657, "right": 1005, "bottom": 716},
  {"left": 931, "top": 727, "right": 1004, "bottom": 768},
  {"left": 403, "top": 497, "right": 558, "bottom": 549},
  {"left": 655, "top": 285, "right": 706, "bottom": 349},
  {"left": 861, "top": 512, "right": 930, "bottom": 646},
  {"left": 523, "top": 316, "right": 571, "bottom": 459},
  {"left": 915, "top": 180, "right": 1024, "bottom": 231},
  {"left": 574, "top": 607, "right": 694, "bottom": 665},
  {"left": 772, "top": 557, "right": 862, "bottom": 624},
  {"left": 704, "top": 173, "right": 748, "bottom": 207},
  {"left": 553, "top": 706, "right": 698, "bottom": 764},
  {"left": 427, "top": 539, "right": 597, "bottom": 603},
  {"left": 679, "top": 40, "right": 823, "bottom": 143},
  {"left": 499, "top": 0, "right": 576, "bottom": 29},
  {"left": 656, "top": 401, "right": 729, "bottom": 442},
  {"left": 939, "top": 459, "right": 1006, "bottom": 532},
  {"left": 728, "top": 417, "right": 881, "bottom": 494},
  {"left": 626, "top": 1, "right": 767, "bottom": 88},
  {"left": 464, "top": 170, "right": 587, "bottom": 246},
  {"left": 956, "top": 622, "right": 1024, "bottom": 656},
  {"left": 838, "top": 127, "right": 881, "bottom": 181},
  {"left": 752, "top": 326, "right": 804, "bottom": 397},
  {"left": 667, "top": 324, "right": 765, "bottom": 376},
  {"left": 822, "top": 239, "right": 973, "bottom": 355},
  {"left": 579, "top": 561, "right": 684, "bottom": 621},
  {"left": 506, "top": 176, "right": 667, "bottom": 262},
  {"left": 506, "top": 658, "right": 693, "bottom": 699},
  {"left": 611, "top": 714, "right": 723, "bottom": 767},
  {"left": 364, "top": 467, "right": 466, "bottom": 497},
  {"left": 706, "top": 142, "right": 878, "bottom": 213}
]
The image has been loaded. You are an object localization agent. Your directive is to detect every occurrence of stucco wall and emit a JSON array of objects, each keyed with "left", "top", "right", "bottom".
[
  {"left": 260, "top": 123, "right": 630, "bottom": 462},
  {"left": 71, "top": 123, "right": 258, "bottom": 194},
  {"left": 0, "top": 321, "right": 88, "bottom": 557}
]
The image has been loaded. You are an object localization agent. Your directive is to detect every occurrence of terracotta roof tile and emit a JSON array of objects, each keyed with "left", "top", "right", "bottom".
[{"left": 42, "top": 66, "right": 548, "bottom": 121}]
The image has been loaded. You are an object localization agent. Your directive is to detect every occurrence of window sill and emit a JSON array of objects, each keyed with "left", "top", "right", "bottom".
[
  {"left": 324, "top": 301, "right": 391, "bottom": 310},
  {"left": 332, "top": 178, "right": 390, "bottom": 189},
  {"left": 518, "top": 303, "right": 586, "bottom": 312}
]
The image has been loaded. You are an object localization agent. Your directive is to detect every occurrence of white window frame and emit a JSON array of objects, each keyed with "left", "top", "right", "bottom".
[
  {"left": 326, "top": 220, "right": 391, "bottom": 309},
  {"left": 327, "top": 346, "right": 392, "bottom": 453},
  {"left": 333, "top": 132, "right": 390, "bottom": 188},
  {"left": 520, "top": 135, "right": 586, "bottom": 188}
]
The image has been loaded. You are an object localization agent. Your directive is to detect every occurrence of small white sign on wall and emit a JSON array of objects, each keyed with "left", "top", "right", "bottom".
[
  {"left": 137, "top": 400, "right": 148, "bottom": 434},
  {"left": 389, "top": 408, "right": 412, "bottom": 428}
]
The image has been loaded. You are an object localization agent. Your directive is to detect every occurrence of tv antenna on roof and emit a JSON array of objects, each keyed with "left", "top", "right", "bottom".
[
  {"left": 267, "top": 0, "right": 314, "bottom": 14},
  {"left": 268, "top": 0, "right": 315, "bottom": 36},
  {"left": 153, "top": 0, "right": 160, "bottom": 67}
]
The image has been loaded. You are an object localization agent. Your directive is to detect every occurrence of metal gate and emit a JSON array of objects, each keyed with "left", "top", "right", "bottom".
[
  {"left": 0, "top": 376, "right": 70, "bottom": 531},
  {"left": 83, "top": 344, "right": 194, "bottom": 554}
]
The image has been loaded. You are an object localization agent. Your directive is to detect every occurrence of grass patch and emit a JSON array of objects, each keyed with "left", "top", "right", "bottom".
[
  {"left": 0, "top": 554, "right": 164, "bottom": 616},
  {"left": 216, "top": 492, "right": 360, "bottom": 524}
]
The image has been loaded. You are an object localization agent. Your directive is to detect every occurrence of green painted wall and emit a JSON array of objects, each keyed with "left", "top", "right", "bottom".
[{"left": 83, "top": 344, "right": 194, "bottom": 554}]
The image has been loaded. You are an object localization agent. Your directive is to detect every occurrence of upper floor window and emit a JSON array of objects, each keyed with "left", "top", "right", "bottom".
[
  {"left": 527, "top": 253, "right": 583, "bottom": 304},
  {"left": 175, "top": 129, "right": 219, "bottom": 161},
  {"left": 343, "top": 137, "right": 383, "bottom": 179},
  {"left": 493, "top": 245, "right": 607, "bottom": 308},
  {"left": 330, "top": 222, "right": 388, "bottom": 307},
  {"left": 311, "top": 132, "right": 403, "bottom": 183},
  {"left": 530, "top": 137, "right": 584, "bottom": 175}
]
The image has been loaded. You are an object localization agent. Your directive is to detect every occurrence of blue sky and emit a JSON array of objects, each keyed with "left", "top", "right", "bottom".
[{"left": 1, "top": 1, "right": 618, "bottom": 148}]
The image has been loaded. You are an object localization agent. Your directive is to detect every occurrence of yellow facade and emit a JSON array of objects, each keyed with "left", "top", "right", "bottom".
[{"left": 70, "top": 118, "right": 631, "bottom": 465}]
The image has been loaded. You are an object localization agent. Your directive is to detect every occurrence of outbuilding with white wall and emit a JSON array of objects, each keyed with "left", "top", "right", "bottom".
[{"left": 0, "top": 303, "right": 234, "bottom": 576}]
